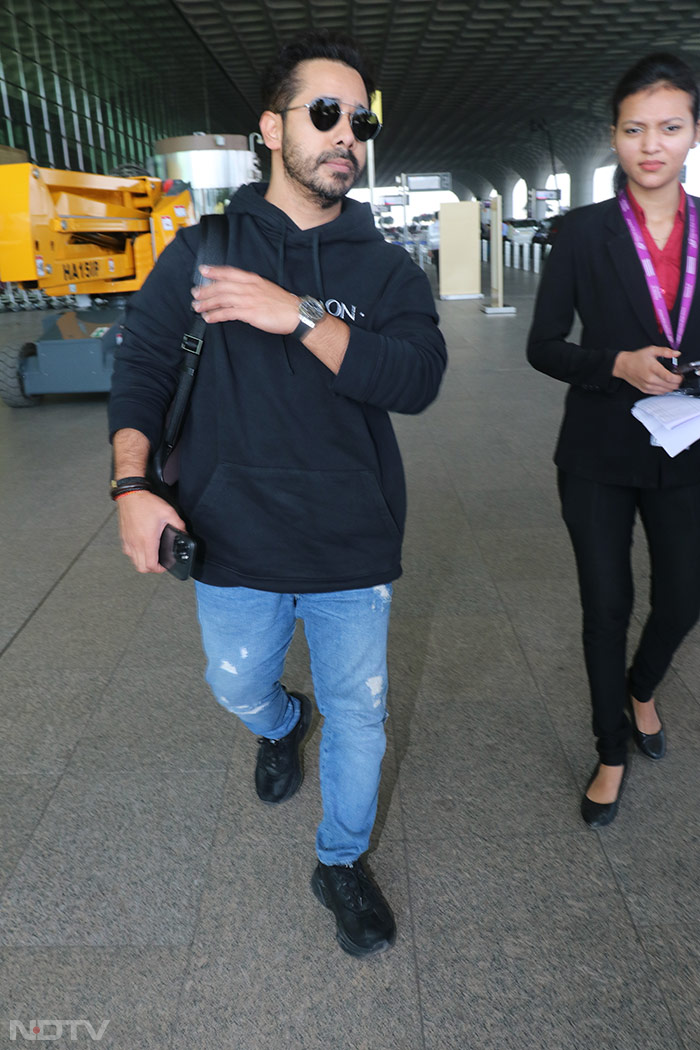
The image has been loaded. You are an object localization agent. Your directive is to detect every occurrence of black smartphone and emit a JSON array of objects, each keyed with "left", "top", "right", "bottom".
[
  {"left": 675, "top": 360, "right": 700, "bottom": 375},
  {"left": 158, "top": 524, "right": 196, "bottom": 580}
]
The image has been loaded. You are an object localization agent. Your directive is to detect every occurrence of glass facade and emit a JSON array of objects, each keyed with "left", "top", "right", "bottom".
[{"left": 0, "top": 0, "right": 245, "bottom": 175}]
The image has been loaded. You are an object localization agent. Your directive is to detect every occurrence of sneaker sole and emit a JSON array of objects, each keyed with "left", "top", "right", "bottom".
[
  {"left": 257, "top": 693, "right": 312, "bottom": 806},
  {"left": 310, "top": 868, "right": 396, "bottom": 958}
]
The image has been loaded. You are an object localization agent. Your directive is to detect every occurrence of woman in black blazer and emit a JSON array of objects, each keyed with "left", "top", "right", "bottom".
[{"left": 528, "top": 53, "right": 700, "bottom": 827}]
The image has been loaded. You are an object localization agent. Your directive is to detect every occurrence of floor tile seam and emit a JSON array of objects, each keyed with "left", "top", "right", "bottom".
[
  {"left": 393, "top": 772, "right": 429, "bottom": 1050},
  {"left": 0, "top": 569, "right": 229, "bottom": 900},
  {"left": 0, "top": 660, "right": 207, "bottom": 675},
  {"left": 1, "top": 766, "right": 235, "bottom": 966},
  {"left": 668, "top": 665, "right": 700, "bottom": 709},
  {"left": 593, "top": 835, "right": 686, "bottom": 1049},
  {"left": 447, "top": 473, "right": 538, "bottom": 539},
  {"left": 477, "top": 563, "right": 593, "bottom": 805},
  {"left": 395, "top": 825, "right": 617, "bottom": 848},
  {"left": 28, "top": 764, "right": 233, "bottom": 778},
  {"left": 0, "top": 942, "right": 195, "bottom": 956},
  {"left": 162, "top": 655, "right": 250, "bottom": 1033},
  {"left": 0, "top": 509, "right": 116, "bottom": 661},
  {"left": 165, "top": 836, "right": 226, "bottom": 1050},
  {"left": 103, "top": 660, "right": 207, "bottom": 672},
  {"left": 57, "top": 564, "right": 208, "bottom": 785},
  {"left": 430, "top": 439, "right": 483, "bottom": 534},
  {"left": 0, "top": 512, "right": 130, "bottom": 895},
  {"left": 167, "top": 735, "right": 246, "bottom": 1043},
  {"left": 0, "top": 778, "right": 60, "bottom": 899}
]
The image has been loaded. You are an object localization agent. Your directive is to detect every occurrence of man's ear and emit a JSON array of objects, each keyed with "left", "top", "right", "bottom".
[{"left": 260, "top": 110, "right": 282, "bottom": 151}]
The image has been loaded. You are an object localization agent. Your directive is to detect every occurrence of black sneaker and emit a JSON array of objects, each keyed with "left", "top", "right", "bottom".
[
  {"left": 255, "top": 692, "right": 312, "bottom": 805},
  {"left": 311, "top": 859, "right": 396, "bottom": 957}
]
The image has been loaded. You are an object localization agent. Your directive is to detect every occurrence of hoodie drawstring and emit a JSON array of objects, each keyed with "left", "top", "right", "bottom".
[
  {"left": 276, "top": 227, "right": 296, "bottom": 374},
  {"left": 276, "top": 224, "right": 326, "bottom": 375},
  {"left": 276, "top": 226, "right": 286, "bottom": 286},
  {"left": 311, "top": 230, "right": 324, "bottom": 301}
]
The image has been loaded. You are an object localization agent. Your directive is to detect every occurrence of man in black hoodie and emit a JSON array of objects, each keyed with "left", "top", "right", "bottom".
[{"left": 109, "top": 31, "right": 446, "bottom": 957}]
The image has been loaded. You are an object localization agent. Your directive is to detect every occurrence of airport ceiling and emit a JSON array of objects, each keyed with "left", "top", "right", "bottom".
[
  {"left": 166, "top": 0, "right": 700, "bottom": 194},
  {"left": 41, "top": 0, "right": 700, "bottom": 196}
]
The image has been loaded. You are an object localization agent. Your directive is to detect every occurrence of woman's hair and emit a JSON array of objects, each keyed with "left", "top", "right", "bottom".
[
  {"left": 611, "top": 52, "right": 699, "bottom": 125},
  {"left": 611, "top": 53, "right": 699, "bottom": 192},
  {"left": 261, "top": 30, "right": 376, "bottom": 113}
]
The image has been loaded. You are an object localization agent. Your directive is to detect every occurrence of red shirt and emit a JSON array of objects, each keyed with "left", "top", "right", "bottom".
[{"left": 627, "top": 184, "right": 686, "bottom": 312}]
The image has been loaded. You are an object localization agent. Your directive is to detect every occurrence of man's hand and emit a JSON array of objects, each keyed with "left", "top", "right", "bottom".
[
  {"left": 613, "top": 345, "right": 683, "bottom": 395},
  {"left": 116, "top": 490, "right": 186, "bottom": 574},
  {"left": 192, "top": 265, "right": 299, "bottom": 333},
  {"left": 191, "top": 264, "right": 350, "bottom": 374}
]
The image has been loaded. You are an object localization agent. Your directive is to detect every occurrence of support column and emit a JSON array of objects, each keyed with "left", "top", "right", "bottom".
[
  {"left": 518, "top": 161, "right": 554, "bottom": 216},
  {"left": 486, "top": 169, "right": 521, "bottom": 217},
  {"left": 464, "top": 175, "right": 494, "bottom": 202},
  {"left": 557, "top": 140, "right": 615, "bottom": 207},
  {"left": 451, "top": 178, "right": 475, "bottom": 201},
  {"left": 565, "top": 155, "right": 600, "bottom": 207}
]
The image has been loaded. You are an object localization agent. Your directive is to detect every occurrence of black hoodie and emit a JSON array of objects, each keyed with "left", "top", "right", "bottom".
[{"left": 109, "top": 182, "right": 447, "bottom": 592}]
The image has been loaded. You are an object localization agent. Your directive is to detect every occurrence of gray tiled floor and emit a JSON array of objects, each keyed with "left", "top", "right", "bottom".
[{"left": 1, "top": 265, "right": 699, "bottom": 1049}]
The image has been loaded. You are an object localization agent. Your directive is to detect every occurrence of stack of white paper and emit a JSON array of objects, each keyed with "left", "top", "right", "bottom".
[{"left": 632, "top": 391, "right": 700, "bottom": 457}]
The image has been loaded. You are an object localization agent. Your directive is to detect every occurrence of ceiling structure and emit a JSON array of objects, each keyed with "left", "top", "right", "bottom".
[
  {"left": 20, "top": 0, "right": 697, "bottom": 199},
  {"left": 166, "top": 0, "right": 700, "bottom": 199}
]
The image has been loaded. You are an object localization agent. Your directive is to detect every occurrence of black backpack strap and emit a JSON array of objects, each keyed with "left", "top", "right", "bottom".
[{"left": 158, "top": 214, "right": 229, "bottom": 460}]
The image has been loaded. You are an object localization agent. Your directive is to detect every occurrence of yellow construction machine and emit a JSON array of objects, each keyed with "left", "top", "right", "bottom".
[{"left": 0, "top": 163, "right": 195, "bottom": 405}]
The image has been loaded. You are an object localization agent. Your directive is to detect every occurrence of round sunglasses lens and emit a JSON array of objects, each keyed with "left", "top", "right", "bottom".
[
  {"left": 351, "top": 111, "right": 380, "bottom": 142},
  {"left": 308, "top": 99, "right": 341, "bottom": 131}
]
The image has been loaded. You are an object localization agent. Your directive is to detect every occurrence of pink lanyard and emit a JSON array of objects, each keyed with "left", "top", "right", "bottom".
[{"left": 617, "top": 187, "right": 698, "bottom": 352}]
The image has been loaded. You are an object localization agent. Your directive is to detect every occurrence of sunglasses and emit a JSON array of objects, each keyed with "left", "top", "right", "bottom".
[{"left": 282, "top": 97, "right": 382, "bottom": 142}]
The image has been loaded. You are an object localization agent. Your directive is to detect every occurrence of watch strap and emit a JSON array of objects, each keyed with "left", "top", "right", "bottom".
[{"left": 292, "top": 317, "right": 315, "bottom": 341}]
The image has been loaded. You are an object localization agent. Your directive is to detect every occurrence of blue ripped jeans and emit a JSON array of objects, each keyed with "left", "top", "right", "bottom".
[{"left": 194, "top": 583, "right": 392, "bottom": 866}]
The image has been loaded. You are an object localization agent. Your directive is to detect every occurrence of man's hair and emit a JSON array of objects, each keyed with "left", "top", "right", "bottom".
[{"left": 261, "top": 29, "right": 376, "bottom": 113}]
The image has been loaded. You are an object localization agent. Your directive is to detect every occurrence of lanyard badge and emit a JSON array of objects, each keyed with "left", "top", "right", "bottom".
[{"left": 618, "top": 188, "right": 698, "bottom": 355}]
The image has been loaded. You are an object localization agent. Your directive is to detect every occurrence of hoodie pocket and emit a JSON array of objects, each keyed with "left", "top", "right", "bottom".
[{"left": 191, "top": 464, "right": 401, "bottom": 582}]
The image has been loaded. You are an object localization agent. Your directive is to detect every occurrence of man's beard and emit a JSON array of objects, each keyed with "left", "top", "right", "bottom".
[{"left": 282, "top": 142, "right": 361, "bottom": 208}]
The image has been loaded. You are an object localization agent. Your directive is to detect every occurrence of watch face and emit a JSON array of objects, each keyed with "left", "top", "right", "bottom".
[{"left": 299, "top": 296, "right": 325, "bottom": 324}]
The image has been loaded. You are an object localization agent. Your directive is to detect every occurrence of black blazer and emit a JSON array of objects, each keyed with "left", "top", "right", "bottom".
[{"left": 527, "top": 194, "right": 700, "bottom": 487}]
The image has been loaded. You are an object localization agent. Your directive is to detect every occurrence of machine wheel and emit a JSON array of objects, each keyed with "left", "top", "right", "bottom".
[{"left": 0, "top": 343, "right": 41, "bottom": 406}]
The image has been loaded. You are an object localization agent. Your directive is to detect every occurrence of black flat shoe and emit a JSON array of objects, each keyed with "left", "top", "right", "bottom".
[
  {"left": 581, "top": 762, "right": 628, "bottom": 828},
  {"left": 627, "top": 699, "right": 666, "bottom": 760}
]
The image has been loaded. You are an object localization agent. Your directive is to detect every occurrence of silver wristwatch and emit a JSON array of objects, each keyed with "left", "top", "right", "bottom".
[{"left": 292, "top": 295, "right": 325, "bottom": 341}]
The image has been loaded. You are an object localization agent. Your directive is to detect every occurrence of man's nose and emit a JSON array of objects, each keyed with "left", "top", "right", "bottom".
[{"left": 333, "top": 112, "right": 356, "bottom": 147}]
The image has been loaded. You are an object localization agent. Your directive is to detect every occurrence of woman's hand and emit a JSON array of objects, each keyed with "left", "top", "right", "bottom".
[{"left": 612, "top": 345, "right": 683, "bottom": 395}]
